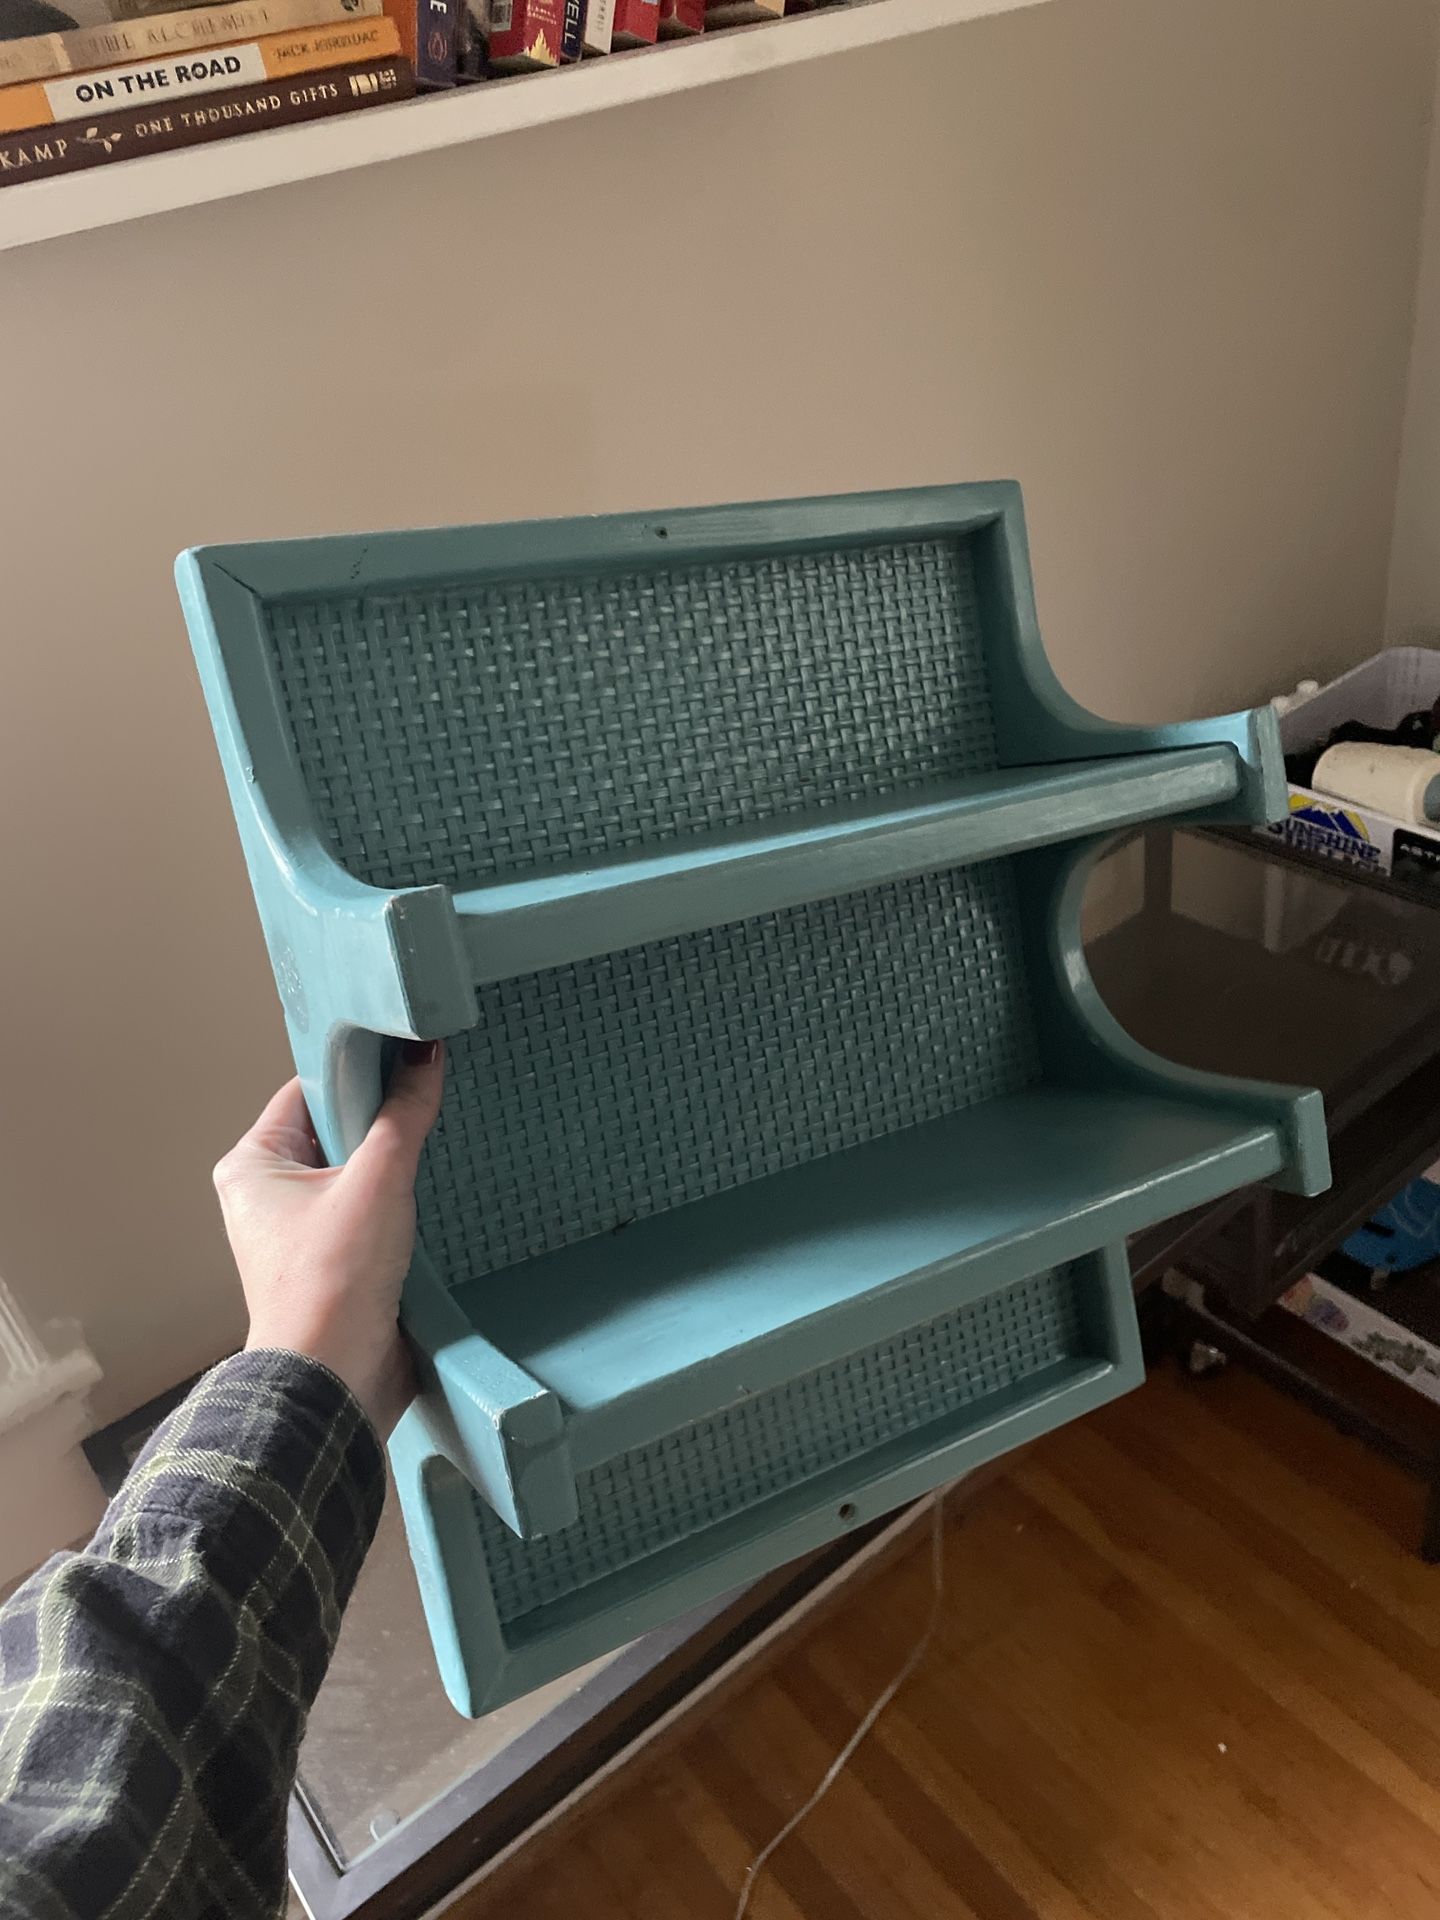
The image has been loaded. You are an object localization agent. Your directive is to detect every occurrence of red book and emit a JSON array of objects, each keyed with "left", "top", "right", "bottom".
[
  {"left": 485, "top": 0, "right": 563, "bottom": 66},
  {"left": 610, "top": 0, "right": 656, "bottom": 45},
  {"left": 705, "top": 0, "right": 779, "bottom": 20},
  {"left": 658, "top": 0, "right": 701, "bottom": 33}
]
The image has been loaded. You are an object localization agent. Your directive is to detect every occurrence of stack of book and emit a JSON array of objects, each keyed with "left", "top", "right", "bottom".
[
  {"left": 474, "top": 0, "right": 799, "bottom": 71},
  {"left": 0, "top": 0, "right": 829, "bottom": 189},
  {"left": 0, "top": 0, "right": 447, "bottom": 184}
]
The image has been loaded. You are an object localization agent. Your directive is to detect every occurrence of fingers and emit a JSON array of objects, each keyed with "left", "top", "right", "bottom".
[
  {"left": 216, "top": 1077, "right": 324, "bottom": 1186},
  {"left": 351, "top": 1040, "right": 446, "bottom": 1186},
  {"left": 248, "top": 1077, "right": 314, "bottom": 1141},
  {"left": 218, "top": 1045, "right": 444, "bottom": 1198}
]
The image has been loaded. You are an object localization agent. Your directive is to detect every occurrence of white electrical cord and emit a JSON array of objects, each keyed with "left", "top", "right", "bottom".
[{"left": 733, "top": 1495, "right": 948, "bottom": 1919}]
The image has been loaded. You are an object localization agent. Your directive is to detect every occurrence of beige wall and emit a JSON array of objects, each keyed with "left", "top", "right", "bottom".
[
  {"left": 1390, "top": 31, "right": 1440, "bottom": 645},
  {"left": 1, "top": 0, "right": 1434, "bottom": 1422}
]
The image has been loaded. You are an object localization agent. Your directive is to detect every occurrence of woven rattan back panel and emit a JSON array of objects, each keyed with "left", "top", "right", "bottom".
[{"left": 264, "top": 535, "right": 995, "bottom": 890}]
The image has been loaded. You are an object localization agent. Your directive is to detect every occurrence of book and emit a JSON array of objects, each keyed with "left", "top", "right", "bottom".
[
  {"left": 656, "top": 0, "right": 699, "bottom": 33},
  {"left": 1, "top": 0, "right": 114, "bottom": 37},
  {"left": 609, "top": 0, "right": 653, "bottom": 44},
  {"left": 0, "top": 0, "right": 379, "bottom": 87},
  {"left": 455, "top": 0, "right": 482, "bottom": 75},
  {"left": 0, "top": 12, "right": 398, "bottom": 130},
  {"left": 558, "top": 0, "right": 578, "bottom": 60},
  {"left": 579, "top": 0, "right": 610, "bottom": 53},
  {"left": 0, "top": 48, "right": 412, "bottom": 177},
  {"left": 112, "top": 0, "right": 233, "bottom": 20},
  {"left": 703, "top": 0, "right": 779, "bottom": 20},
  {"left": 484, "top": 0, "right": 559, "bottom": 69},
  {"left": 381, "top": 0, "right": 455, "bottom": 86}
]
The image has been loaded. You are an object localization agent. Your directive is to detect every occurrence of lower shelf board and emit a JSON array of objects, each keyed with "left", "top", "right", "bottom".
[
  {"left": 396, "top": 1252, "right": 1142, "bottom": 1711},
  {"left": 449, "top": 1082, "right": 1282, "bottom": 1461}
]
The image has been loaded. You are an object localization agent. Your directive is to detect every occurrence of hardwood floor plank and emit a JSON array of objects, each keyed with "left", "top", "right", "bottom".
[
  {"left": 810, "top": 1609, "right": 1181, "bottom": 1920},
  {"left": 1105, "top": 1371, "right": 1439, "bottom": 1634},
  {"left": 732, "top": 1673, "right": 979, "bottom": 1919},
  {"left": 1022, "top": 1438, "right": 1440, "bottom": 1830},
  {"left": 1057, "top": 1398, "right": 1440, "bottom": 1776},
  {"left": 666, "top": 1762, "right": 813, "bottom": 1920},
  {"left": 970, "top": 1520, "right": 1393, "bottom": 1920},
  {"left": 455, "top": 1365, "right": 1440, "bottom": 1920},
  {"left": 828, "top": 1672, "right": 1103, "bottom": 1920},
  {"left": 782, "top": 1655, "right": 1036, "bottom": 1920},
  {"left": 686, "top": 1722, "right": 878, "bottom": 1920}
]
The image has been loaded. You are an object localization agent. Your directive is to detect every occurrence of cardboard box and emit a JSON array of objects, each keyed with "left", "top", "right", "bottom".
[
  {"left": 1280, "top": 1271, "right": 1440, "bottom": 1406},
  {"left": 1259, "top": 647, "right": 1440, "bottom": 895},
  {"left": 658, "top": 0, "right": 702, "bottom": 31},
  {"left": 485, "top": 0, "right": 563, "bottom": 67},
  {"left": 610, "top": 0, "right": 656, "bottom": 43}
]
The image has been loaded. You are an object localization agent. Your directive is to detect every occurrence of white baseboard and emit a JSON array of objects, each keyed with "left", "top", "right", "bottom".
[{"left": 0, "top": 1288, "right": 105, "bottom": 1585}]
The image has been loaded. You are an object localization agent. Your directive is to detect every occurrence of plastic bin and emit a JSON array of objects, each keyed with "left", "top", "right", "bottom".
[{"left": 1262, "top": 647, "right": 1440, "bottom": 890}]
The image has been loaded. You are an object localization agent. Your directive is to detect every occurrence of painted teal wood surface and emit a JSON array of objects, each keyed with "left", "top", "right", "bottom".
[
  {"left": 448, "top": 748, "right": 1239, "bottom": 984},
  {"left": 451, "top": 1086, "right": 1282, "bottom": 1464},
  {"left": 178, "top": 483, "right": 1328, "bottom": 1714}
]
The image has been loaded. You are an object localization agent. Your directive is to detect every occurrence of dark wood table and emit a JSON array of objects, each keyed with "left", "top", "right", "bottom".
[{"left": 1090, "top": 825, "right": 1440, "bottom": 1554}]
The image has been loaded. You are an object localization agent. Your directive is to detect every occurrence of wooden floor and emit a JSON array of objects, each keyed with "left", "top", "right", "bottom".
[{"left": 482, "top": 1364, "right": 1440, "bottom": 1919}]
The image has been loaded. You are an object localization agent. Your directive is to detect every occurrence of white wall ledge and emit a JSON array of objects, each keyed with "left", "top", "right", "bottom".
[{"left": 0, "top": 0, "right": 1052, "bottom": 253}]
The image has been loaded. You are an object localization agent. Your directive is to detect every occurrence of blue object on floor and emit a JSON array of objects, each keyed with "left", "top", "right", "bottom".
[
  {"left": 178, "top": 483, "right": 1329, "bottom": 1713},
  {"left": 1344, "top": 1175, "right": 1440, "bottom": 1275}
]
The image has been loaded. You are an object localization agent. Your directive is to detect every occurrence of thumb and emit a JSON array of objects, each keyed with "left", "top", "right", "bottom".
[
  {"left": 350, "top": 1040, "right": 446, "bottom": 1186},
  {"left": 217, "top": 1077, "right": 323, "bottom": 1178}
]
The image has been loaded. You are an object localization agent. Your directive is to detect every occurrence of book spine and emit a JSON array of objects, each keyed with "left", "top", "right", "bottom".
[
  {"left": 485, "top": 0, "right": 562, "bottom": 68},
  {"left": 0, "top": 0, "right": 381, "bottom": 90},
  {"left": 456, "top": 0, "right": 485, "bottom": 78},
  {"left": 579, "top": 0, "right": 612, "bottom": 53},
  {"left": 657, "top": 0, "right": 701, "bottom": 34},
  {"left": 703, "top": 0, "right": 781, "bottom": 20},
  {"left": 610, "top": 0, "right": 656, "bottom": 44},
  {"left": 559, "top": 0, "right": 582, "bottom": 61},
  {"left": 0, "top": 15, "right": 400, "bottom": 134},
  {"left": 0, "top": 52, "right": 413, "bottom": 183},
  {"left": 410, "top": 0, "right": 459, "bottom": 88}
]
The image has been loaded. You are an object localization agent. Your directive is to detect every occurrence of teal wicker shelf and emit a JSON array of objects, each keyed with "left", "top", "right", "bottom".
[{"left": 179, "top": 483, "right": 1328, "bottom": 1713}]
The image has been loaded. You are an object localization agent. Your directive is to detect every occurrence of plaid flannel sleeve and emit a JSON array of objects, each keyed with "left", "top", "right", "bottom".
[{"left": 0, "top": 1348, "right": 385, "bottom": 1920}]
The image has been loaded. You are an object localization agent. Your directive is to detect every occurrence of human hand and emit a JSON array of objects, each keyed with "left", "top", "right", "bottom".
[{"left": 213, "top": 1041, "right": 445, "bottom": 1436}]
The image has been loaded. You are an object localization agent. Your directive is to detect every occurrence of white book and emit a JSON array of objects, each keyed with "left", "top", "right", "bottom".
[{"left": 581, "top": 0, "right": 613, "bottom": 53}]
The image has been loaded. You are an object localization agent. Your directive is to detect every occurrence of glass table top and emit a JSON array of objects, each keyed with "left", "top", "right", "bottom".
[
  {"left": 297, "top": 1483, "right": 618, "bottom": 1870},
  {"left": 1085, "top": 829, "right": 1440, "bottom": 1127}
]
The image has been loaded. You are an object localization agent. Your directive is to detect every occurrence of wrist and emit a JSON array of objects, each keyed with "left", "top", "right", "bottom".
[{"left": 245, "top": 1324, "right": 413, "bottom": 1437}]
